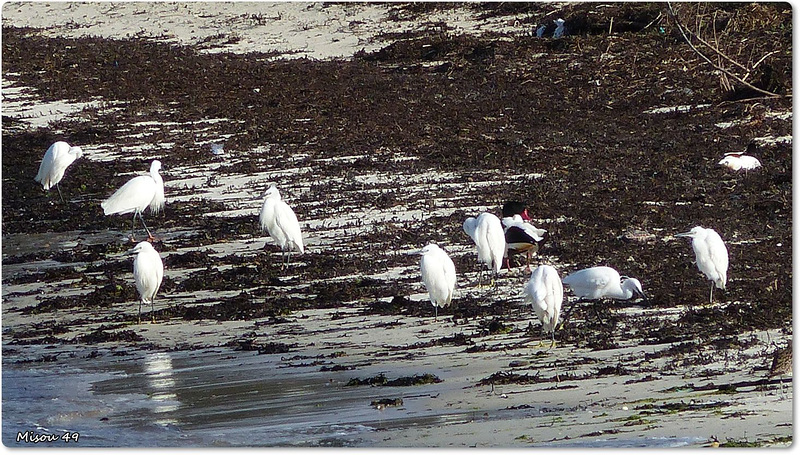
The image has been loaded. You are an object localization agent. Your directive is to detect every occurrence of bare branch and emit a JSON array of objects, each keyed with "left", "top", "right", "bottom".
[{"left": 666, "top": 2, "right": 784, "bottom": 98}]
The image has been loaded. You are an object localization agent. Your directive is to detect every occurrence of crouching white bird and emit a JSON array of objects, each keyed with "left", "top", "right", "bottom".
[
  {"left": 523, "top": 264, "right": 563, "bottom": 347},
  {"left": 132, "top": 241, "right": 164, "bottom": 324},
  {"left": 102, "top": 160, "right": 165, "bottom": 240},
  {"left": 719, "top": 152, "right": 762, "bottom": 173},
  {"left": 675, "top": 226, "right": 728, "bottom": 303},
  {"left": 463, "top": 212, "right": 505, "bottom": 286},
  {"left": 259, "top": 184, "right": 304, "bottom": 268},
  {"left": 34, "top": 141, "right": 83, "bottom": 202},
  {"left": 562, "top": 266, "right": 647, "bottom": 302},
  {"left": 418, "top": 243, "right": 456, "bottom": 320}
]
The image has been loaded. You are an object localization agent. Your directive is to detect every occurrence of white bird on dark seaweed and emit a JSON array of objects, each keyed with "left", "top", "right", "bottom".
[
  {"left": 675, "top": 226, "right": 728, "bottom": 303},
  {"left": 463, "top": 212, "right": 505, "bottom": 286},
  {"left": 553, "top": 18, "right": 566, "bottom": 38},
  {"left": 523, "top": 264, "right": 563, "bottom": 347},
  {"left": 132, "top": 241, "right": 164, "bottom": 324},
  {"left": 102, "top": 160, "right": 165, "bottom": 240},
  {"left": 562, "top": 266, "right": 647, "bottom": 302},
  {"left": 259, "top": 184, "right": 304, "bottom": 268},
  {"left": 417, "top": 243, "right": 456, "bottom": 321},
  {"left": 34, "top": 141, "right": 83, "bottom": 202},
  {"left": 501, "top": 201, "right": 546, "bottom": 272},
  {"left": 719, "top": 152, "right": 762, "bottom": 172}
]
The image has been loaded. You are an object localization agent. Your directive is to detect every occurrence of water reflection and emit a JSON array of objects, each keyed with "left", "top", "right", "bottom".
[{"left": 143, "top": 352, "right": 180, "bottom": 426}]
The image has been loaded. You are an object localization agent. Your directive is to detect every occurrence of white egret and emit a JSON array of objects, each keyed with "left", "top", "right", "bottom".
[
  {"left": 417, "top": 243, "right": 457, "bottom": 320},
  {"left": 675, "top": 226, "right": 728, "bottom": 303},
  {"left": 562, "top": 266, "right": 647, "bottom": 301},
  {"left": 523, "top": 264, "right": 563, "bottom": 347},
  {"left": 463, "top": 212, "right": 505, "bottom": 286},
  {"left": 259, "top": 184, "right": 304, "bottom": 268},
  {"left": 132, "top": 241, "right": 164, "bottom": 324},
  {"left": 501, "top": 201, "right": 547, "bottom": 272},
  {"left": 101, "top": 160, "right": 165, "bottom": 240},
  {"left": 34, "top": 141, "right": 83, "bottom": 202},
  {"left": 719, "top": 152, "right": 762, "bottom": 172}
]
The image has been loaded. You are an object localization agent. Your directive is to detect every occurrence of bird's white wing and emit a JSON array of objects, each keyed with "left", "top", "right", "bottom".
[
  {"left": 483, "top": 216, "right": 506, "bottom": 273},
  {"left": 274, "top": 201, "right": 304, "bottom": 253},
  {"left": 102, "top": 175, "right": 156, "bottom": 215},
  {"left": 543, "top": 266, "right": 563, "bottom": 326},
  {"left": 34, "top": 143, "right": 61, "bottom": 189},
  {"left": 698, "top": 230, "right": 729, "bottom": 288},
  {"left": 442, "top": 250, "right": 457, "bottom": 302},
  {"left": 520, "top": 222, "right": 547, "bottom": 242},
  {"left": 563, "top": 267, "right": 613, "bottom": 298}
]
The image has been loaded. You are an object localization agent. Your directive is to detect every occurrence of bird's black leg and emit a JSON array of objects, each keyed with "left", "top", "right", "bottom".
[
  {"left": 138, "top": 301, "right": 142, "bottom": 324},
  {"left": 151, "top": 299, "right": 156, "bottom": 323},
  {"left": 138, "top": 212, "right": 155, "bottom": 240},
  {"left": 56, "top": 183, "right": 65, "bottom": 203}
]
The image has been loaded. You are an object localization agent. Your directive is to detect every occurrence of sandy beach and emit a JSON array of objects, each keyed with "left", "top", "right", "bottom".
[{"left": 1, "top": 1, "right": 792, "bottom": 448}]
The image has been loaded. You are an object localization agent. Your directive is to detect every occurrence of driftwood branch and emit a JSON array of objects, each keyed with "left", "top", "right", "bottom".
[{"left": 666, "top": 2, "right": 786, "bottom": 99}]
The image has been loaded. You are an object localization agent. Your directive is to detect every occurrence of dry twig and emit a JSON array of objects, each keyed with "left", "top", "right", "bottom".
[{"left": 666, "top": 2, "right": 787, "bottom": 99}]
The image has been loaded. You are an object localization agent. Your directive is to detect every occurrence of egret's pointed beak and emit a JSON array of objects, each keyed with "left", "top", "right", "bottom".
[
  {"left": 674, "top": 231, "right": 692, "bottom": 238},
  {"left": 637, "top": 290, "right": 650, "bottom": 303}
]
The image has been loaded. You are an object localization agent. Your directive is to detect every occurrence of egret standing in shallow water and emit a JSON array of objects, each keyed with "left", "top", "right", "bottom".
[
  {"left": 562, "top": 266, "right": 647, "bottom": 302},
  {"left": 132, "top": 241, "right": 164, "bottom": 324},
  {"left": 417, "top": 243, "right": 456, "bottom": 321},
  {"left": 523, "top": 264, "right": 563, "bottom": 347},
  {"left": 463, "top": 212, "right": 505, "bottom": 286},
  {"left": 501, "top": 201, "right": 547, "bottom": 273},
  {"left": 675, "top": 226, "right": 728, "bottom": 303},
  {"left": 259, "top": 184, "right": 304, "bottom": 268},
  {"left": 102, "top": 160, "right": 165, "bottom": 240},
  {"left": 34, "top": 141, "right": 83, "bottom": 202}
]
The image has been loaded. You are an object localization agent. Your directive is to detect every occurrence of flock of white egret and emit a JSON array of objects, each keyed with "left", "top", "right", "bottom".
[{"left": 35, "top": 140, "right": 746, "bottom": 344}]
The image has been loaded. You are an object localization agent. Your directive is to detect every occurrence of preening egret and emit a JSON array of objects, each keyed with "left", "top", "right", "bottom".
[
  {"left": 562, "top": 266, "right": 647, "bottom": 301},
  {"left": 719, "top": 152, "right": 762, "bottom": 172},
  {"left": 417, "top": 243, "right": 456, "bottom": 320},
  {"left": 463, "top": 212, "right": 505, "bottom": 286},
  {"left": 675, "top": 226, "right": 728, "bottom": 303},
  {"left": 523, "top": 264, "right": 563, "bottom": 347},
  {"left": 101, "top": 160, "right": 165, "bottom": 240},
  {"left": 259, "top": 184, "right": 304, "bottom": 268},
  {"left": 132, "top": 241, "right": 164, "bottom": 324},
  {"left": 501, "top": 201, "right": 547, "bottom": 272},
  {"left": 34, "top": 141, "right": 83, "bottom": 202}
]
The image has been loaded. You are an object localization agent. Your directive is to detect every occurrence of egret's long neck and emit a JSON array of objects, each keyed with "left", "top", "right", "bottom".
[{"left": 606, "top": 283, "right": 632, "bottom": 300}]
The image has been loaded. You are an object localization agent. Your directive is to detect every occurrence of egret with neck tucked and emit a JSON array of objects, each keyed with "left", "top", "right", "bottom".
[
  {"left": 35, "top": 141, "right": 83, "bottom": 202},
  {"left": 675, "top": 226, "right": 728, "bottom": 303},
  {"left": 259, "top": 184, "right": 304, "bottom": 268},
  {"left": 523, "top": 264, "right": 563, "bottom": 347},
  {"left": 463, "top": 212, "right": 505, "bottom": 286},
  {"left": 132, "top": 241, "right": 164, "bottom": 324},
  {"left": 417, "top": 243, "right": 456, "bottom": 321}
]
